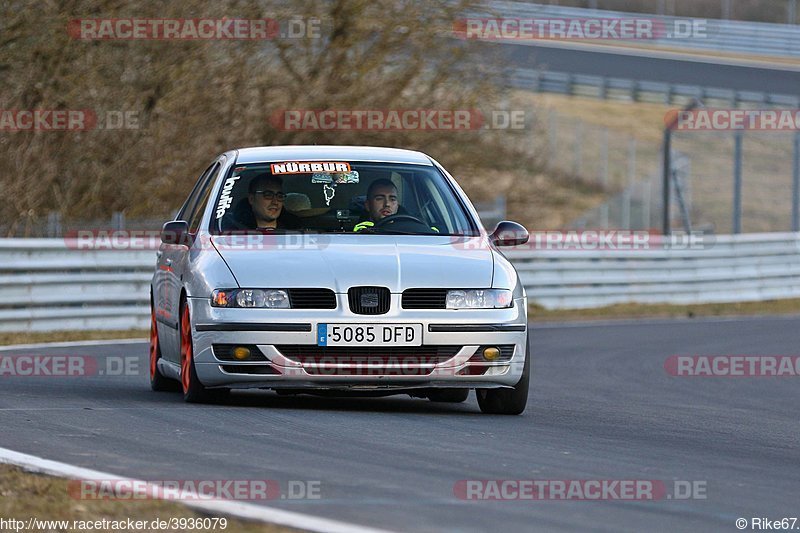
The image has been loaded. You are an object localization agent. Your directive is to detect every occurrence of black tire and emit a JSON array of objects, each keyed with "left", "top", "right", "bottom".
[
  {"left": 427, "top": 389, "right": 470, "bottom": 403},
  {"left": 476, "top": 333, "right": 530, "bottom": 415},
  {"left": 180, "top": 301, "right": 216, "bottom": 403},
  {"left": 150, "top": 305, "right": 179, "bottom": 392}
]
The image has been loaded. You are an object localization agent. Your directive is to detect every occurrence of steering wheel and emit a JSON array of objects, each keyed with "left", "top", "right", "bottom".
[{"left": 374, "top": 214, "right": 427, "bottom": 227}]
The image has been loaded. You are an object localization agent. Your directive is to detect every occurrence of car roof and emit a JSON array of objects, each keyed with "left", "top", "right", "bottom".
[{"left": 233, "top": 145, "right": 434, "bottom": 165}]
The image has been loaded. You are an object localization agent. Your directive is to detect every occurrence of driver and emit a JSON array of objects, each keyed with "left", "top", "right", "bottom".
[{"left": 353, "top": 179, "right": 399, "bottom": 232}]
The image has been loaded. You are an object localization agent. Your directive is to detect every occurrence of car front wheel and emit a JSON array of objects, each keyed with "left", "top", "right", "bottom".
[
  {"left": 476, "top": 333, "right": 530, "bottom": 415},
  {"left": 180, "top": 301, "right": 217, "bottom": 403}
]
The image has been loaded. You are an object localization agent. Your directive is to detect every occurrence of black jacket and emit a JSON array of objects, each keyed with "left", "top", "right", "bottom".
[{"left": 220, "top": 198, "right": 301, "bottom": 231}]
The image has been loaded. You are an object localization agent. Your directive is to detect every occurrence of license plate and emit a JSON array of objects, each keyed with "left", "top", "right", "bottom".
[{"left": 317, "top": 324, "right": 422, "bottom": 347}]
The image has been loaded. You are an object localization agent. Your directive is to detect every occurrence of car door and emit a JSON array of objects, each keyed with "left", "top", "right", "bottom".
[{"left": 155, "top": 159, "right": 222, "bottom": 362}]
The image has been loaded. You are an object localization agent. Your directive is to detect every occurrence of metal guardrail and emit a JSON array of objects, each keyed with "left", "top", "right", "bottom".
[
  {"left": 510, "top": 68, "right": 800, "bottom": 108},
  {"left": 0, "top": 240, "right": 153, "bottom": 332},
  {"left": 2, "top": 233, "right": 800, "bottom": 331},
  {"left": 506, "top": 232, "right": 800, "bottom": 309},
  {"left": 490, "top": 1, "right": 800, "bottom": 58}
]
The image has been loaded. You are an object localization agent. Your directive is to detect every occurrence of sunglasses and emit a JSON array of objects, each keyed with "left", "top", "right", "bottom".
[{"left": 253, "top": 190, "right": 286, "bottom": 201}]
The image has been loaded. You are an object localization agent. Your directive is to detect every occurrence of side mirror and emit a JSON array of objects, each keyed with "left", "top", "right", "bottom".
[
  {"left": 490, "top": 221, "right": 529, "bottom": 247},
  {"left": 161, "top": 220, "right": 190, "bottom": 246}
]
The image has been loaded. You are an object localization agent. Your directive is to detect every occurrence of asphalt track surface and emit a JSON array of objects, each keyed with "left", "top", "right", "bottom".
[
  {"left": 498, "top": 42, "right": 800, "bottom": 96},
  {"left": 1, "top": 316, "right": 799, "bottom": 532}
]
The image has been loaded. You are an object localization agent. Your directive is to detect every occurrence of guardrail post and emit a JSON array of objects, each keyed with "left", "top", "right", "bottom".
[
  {"left": 733, "top": 130, "right": 743, "bottom": 234},
  {"left": 548, "top": 110, "right": 558, "bottom": 169},
  {"left": 574, "top": 120, "right": 584, "bottom": 177},
  {"left": 721, "top": 0, "right": 732, "bottom": 19},
  {"left": 643, "top": 176, "right": 652, "bottom": 229},
  {"left": 600, "top": 128, "right": 609, "bottom": 230},
  {"left": 663, "top": 100, "right": 701, "bottom": 235},
  {"left": 112, "top": 211, "right": 125, "bottom": 230},
  {"left": 46, "top": 212, "right": 62, "bottom": 238},
  {"left": 623, "top": 138, "right": 636, "bottom": 228},
  {"left": 601, "top": 128, "right": 609, "bottom": 185},
  {"left": 662, "top": 130, "right": 672, "bottom": 235},
  {"left": 496, "top": 195, "right": 507, "bottom": 221},
  {"left": 793, "top": 132, "right": 800, "bottom": 231}
]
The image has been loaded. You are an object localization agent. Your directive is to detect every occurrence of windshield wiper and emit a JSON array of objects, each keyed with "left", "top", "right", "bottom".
[{"left": 376, "top": 229, "right": 427, "bottom": 235}]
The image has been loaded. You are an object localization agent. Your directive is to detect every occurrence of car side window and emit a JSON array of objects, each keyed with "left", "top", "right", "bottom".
[
  {"left": 187, "top": 164, "right": 221, "bottom": 233},
  {"left": 178, "top": 162, "right": 218, "bottom": 221}
]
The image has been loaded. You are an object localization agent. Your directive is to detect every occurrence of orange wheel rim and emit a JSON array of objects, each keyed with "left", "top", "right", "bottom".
[
  {"left": 149, "top": 310, "right": 158, "bottom": 380},
  {"left": 180, "top": 306, "right": 192, "bottom": 393}
]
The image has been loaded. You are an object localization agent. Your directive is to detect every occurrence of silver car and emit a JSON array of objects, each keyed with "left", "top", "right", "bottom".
[{"left": 149, "top": 146, "right": 530, "bottom": 414}]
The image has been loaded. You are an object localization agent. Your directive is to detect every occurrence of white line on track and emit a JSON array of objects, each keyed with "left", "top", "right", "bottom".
[
  {"left": 0, "top": 446, "right": 394, "bottom": 533},
  {"left": 0, "top": 338, "right": 146, "bottom": 352}
]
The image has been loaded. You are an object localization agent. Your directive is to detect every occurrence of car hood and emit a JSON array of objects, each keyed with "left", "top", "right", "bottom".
[{"left": 211, "top": 234, "right": 493, "bottom": 291}]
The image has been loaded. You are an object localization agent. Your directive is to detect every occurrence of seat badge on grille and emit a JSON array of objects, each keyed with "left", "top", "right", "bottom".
[{"left": 360, "top": 293, "right": 379, "bottom": 308}]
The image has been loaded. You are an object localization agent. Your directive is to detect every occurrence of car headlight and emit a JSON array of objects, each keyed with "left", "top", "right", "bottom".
[
  {"left": 211, "top": 289, "right": 290, "bottom": 308},
  {"left": 446, "top": 289, "right": 512, "bottom": 309}
]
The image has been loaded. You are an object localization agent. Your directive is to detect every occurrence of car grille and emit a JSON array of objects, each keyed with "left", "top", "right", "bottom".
[
  {"left": 274, "top": 345, "right": 460, "bottom": 365},
  {"left": 402, "top": 288, "right": 447, "bottom": 309},
  {"left": 348, "top": 286, "right": 390, "bottom": 315},
  {"left": 213, "top": 344, "right": 267, "bottom": 361},
  {"left": 288, "top": 288, "right": 336, "bottom": 309}
]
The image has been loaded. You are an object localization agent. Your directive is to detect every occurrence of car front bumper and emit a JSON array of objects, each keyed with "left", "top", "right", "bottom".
[{"left": 187, "top": 295, "right": 528, "bottom": 391}]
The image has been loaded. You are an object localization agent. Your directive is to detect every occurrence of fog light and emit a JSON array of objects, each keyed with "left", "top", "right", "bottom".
[
  {"left": 233, "top": 346, "right": 251, "bottom": 360},
  {"left": 483, "top": 347, "right": 500, "bottom": 361}
]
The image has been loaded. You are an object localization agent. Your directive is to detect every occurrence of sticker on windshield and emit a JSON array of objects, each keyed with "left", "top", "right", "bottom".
[
  {"left": 309, "top": 170, "right": 360, "bottom": 206},
  {"left": 312, "top": 170, "right": 359, "bottom": 184},
  {"left": 215, "top": 175, "right": 240, "bottom": 219},
  {"left": 270, "top": 162, "right": 351, "bottom": 174}
]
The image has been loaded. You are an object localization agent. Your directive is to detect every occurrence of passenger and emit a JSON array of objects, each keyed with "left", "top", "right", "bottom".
[{"left": 223, "top": 174, "right": 300, "bottom": 231}]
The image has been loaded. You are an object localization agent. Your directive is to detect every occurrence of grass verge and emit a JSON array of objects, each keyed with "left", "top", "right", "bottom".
[
  {"left": 0, "top": 464, "right": 296, "bottom": 533},
  {"left": 530, "top": 299, "right": 800, "bottom": 322},
  {"left": 0, "top": 330, "right": 148, "bottom": 347}
]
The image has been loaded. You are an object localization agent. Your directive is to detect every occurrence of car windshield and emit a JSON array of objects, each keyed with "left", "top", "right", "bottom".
[{"left": 209, "top": 161, "right": 479, "bottom": 236}]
